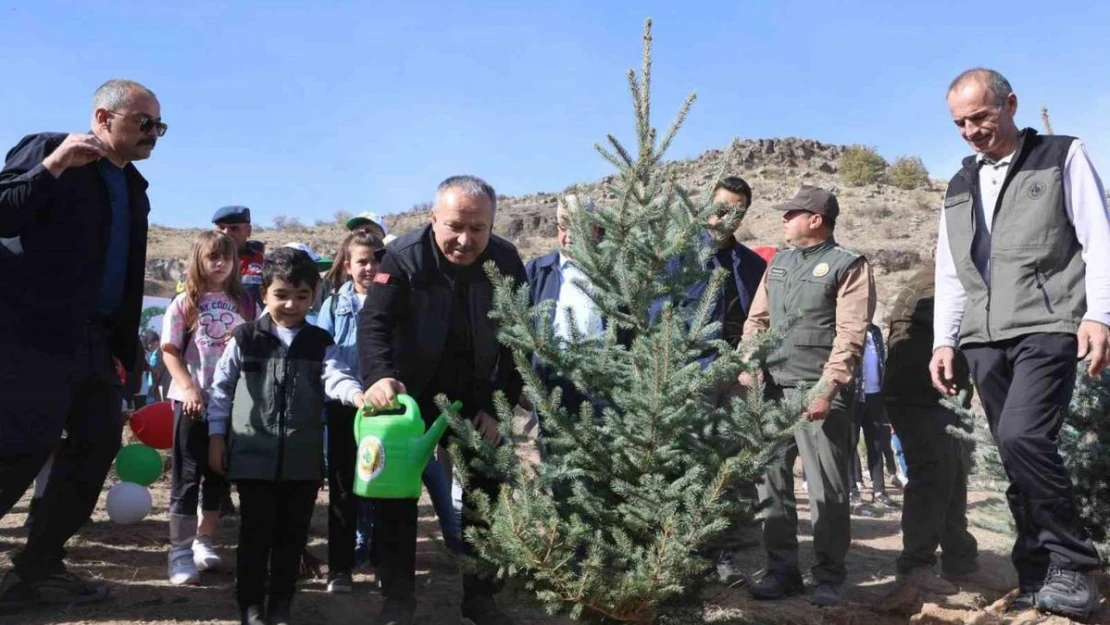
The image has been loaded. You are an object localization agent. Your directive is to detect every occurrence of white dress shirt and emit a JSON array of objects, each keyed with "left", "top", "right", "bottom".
[
  {"left": 553, "top": 253, "right": 603, "bottom": 342},
  {"left": 934, "top": 140, "right": 1110, "bottom": 348}
]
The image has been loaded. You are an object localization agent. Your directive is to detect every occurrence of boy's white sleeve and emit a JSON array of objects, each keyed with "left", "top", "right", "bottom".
[
  {"left": 207, "top": 337, "right": 243, "bottom": 436},
  {"left": 323, "top": 344, "right": 363, "bottom": 405}
]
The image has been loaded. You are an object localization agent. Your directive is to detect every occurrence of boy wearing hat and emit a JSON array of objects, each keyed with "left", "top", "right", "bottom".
[{"left": 213, "top": 206, "right": 266, "bottom": 306}]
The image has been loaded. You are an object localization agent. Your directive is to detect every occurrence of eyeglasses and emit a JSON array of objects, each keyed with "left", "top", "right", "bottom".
[{"left": 107, "top": 111, "right": 168, "bottom": 137}]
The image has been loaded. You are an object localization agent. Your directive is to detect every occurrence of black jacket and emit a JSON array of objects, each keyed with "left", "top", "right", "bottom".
[
  {"left": 357, "top": 224, "right": 527, "bottom": 421},
  {"left": 0, "top": 132, "right": 149, "bottom": 369}
]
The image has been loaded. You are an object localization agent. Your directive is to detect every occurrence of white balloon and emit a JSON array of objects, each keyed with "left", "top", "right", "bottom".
[{"left": 106, "top": 482, "right": 152, "bottom": 524}]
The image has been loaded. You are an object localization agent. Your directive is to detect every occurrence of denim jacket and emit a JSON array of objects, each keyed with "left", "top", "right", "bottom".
[{"left": 316, "top": 280, "right": 363, "bottom": 378}]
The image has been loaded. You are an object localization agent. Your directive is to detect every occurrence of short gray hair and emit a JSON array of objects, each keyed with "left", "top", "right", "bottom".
[
  {"left": 436, "top": 175, "right": 497, "bottom": 214},
  {"left": 948, "top": 68, "right": 1013, "bottom": 107},
  {"left": 93, "top": 79, "right": 156, "bottom": 111}
]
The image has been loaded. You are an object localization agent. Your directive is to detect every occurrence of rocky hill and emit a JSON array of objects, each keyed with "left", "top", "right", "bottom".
[{"left": 146, "top": 137, "right": 944, "bottom": 323}]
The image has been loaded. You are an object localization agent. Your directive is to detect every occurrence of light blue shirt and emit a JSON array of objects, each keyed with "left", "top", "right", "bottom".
[{"left": 553, "top": 254, "right": 602, "bottom": 342}]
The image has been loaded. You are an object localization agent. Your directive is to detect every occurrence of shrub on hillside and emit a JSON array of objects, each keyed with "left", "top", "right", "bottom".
[
  {"left": 272, "top": 215, "right": 302, "bottom": 229},
  {"left": 839, "top": 145, "right": 887, "bottom": 186},
  {"left": 334, "top": 210, "right": 353, "bottom": 226},
  {"left": 888, "top": 156, "right": 930, "bottom": 190}
]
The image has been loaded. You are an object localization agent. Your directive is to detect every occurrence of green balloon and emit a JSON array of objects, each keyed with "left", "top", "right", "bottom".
[{"left": 115, "top": 443, "right": 163, "bottom": 486}]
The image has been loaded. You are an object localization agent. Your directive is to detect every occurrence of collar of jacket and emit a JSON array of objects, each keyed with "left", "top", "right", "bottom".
[
  {"left": 958, "top": 127, "right": 1037, "bottom": 184},
  {"left": 798, "top": 237, "right": 836, "bottom": 257}
]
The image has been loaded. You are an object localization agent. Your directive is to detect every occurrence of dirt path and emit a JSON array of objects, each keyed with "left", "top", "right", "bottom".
[{"left": 2, "top": 479, "right": 1107, "bottom": 624}]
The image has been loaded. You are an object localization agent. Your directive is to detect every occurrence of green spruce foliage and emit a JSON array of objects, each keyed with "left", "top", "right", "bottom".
[{"left": 446, "top": 19, "right": 797, "bottom": 624}]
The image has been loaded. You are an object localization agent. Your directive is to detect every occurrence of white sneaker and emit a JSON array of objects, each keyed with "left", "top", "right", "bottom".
[
  {"left": 193, "top": 535, "right": 222, "bottom": 571},
  {"left": 168, "top": 550, "right": 200, "bottom": 585}
]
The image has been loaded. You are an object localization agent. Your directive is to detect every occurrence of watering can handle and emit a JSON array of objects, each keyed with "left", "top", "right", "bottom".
[{"left": 357, "top": 393, "right": 420, "bottom": 420}]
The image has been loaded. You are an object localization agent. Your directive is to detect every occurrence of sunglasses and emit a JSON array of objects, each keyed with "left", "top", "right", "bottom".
[{"left": 107, "top": 111, "right": 168, "bottom": 137}]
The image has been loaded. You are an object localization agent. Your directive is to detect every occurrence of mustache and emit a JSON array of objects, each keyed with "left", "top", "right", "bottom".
[{"left": 138, "top": 138, "right": 157, "bottom": 147}]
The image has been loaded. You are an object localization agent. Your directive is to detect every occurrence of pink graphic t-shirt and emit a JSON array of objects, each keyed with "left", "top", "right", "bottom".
[{"left": 161, "top": 291, "right": 253, "bottom": 403}]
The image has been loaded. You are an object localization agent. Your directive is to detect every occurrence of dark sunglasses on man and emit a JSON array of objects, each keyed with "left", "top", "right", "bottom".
[{"left": 107, "top": 111, "right": 168, "bottom": 137}]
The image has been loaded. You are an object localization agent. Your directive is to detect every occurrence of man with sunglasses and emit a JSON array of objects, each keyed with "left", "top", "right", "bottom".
[{"left": 0, "top": 78, "right": 163, "bottom": 613}]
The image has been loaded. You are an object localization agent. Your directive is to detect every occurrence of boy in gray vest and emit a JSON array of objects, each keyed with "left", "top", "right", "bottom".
[
  {"left": 930, "top": 68, "right": 1108, "bottom": 619},
  {"left": 207, "top": 247, "right": 366, "bottom": 625},
  {"left": 740, "top": 186, "right": 876, "bottom": 606}
]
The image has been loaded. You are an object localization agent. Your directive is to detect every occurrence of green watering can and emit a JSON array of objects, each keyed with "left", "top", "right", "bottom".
[{"left": 352, "top": 394, "right": 460, "bottom": 499}]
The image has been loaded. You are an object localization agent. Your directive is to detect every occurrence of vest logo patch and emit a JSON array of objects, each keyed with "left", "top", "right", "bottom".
[
  {"left": 812, "top": 263, "right": 830, "bottom": 278},
  {"left": 1028, "top": 182, "right": 1046, "bottom": 200}
]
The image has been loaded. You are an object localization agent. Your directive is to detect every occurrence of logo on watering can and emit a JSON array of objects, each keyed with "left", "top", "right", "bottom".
[{"left": 357, "top": 436, "right": 386, "bottom": 482}]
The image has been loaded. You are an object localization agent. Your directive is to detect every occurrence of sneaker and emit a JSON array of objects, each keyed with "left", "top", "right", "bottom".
[
  {"left": 31, "top": 570, "right": 110, "bottom": 605},
  {"left": 267, "top": 597, "right": 292, "bottom": 625},
  {"left": 327, "top": 570, "right": 353, "bottom": 594},
  {"left": 1035, "top": 565, "right": 1099, "bottom": 620},
  {"left": 240, "top": 604, "right": 265, "bottom": 625},
  {"left": 375, "top": 598, "right": 416, "bottom": 625},
  {"left": 872, "top": 492, "right": 901, "bottom": 510},
  {"left": 193, "top": 535, "right": 222, "bottom": 572},
  {"left": 748, "top": 570, "right": 804, "bottom": 600},
  {"left": 461, "top": 595, "right": 516, "bottom": 625},
  {"left": 810, "top": 582, "right": 841, "bottom": 606},
  {"left": 849, "top": 492, "right": 863, "bottom": 507},
  {"left": 897, "top": 566, "right": 958, "bottom": 595},
  {"left": 168, "top": 550, "right": 200, "bottom": 585},
  {"left": 0, "top": 571, "right": 36, "bottom": 614},
  {"left": 715, "top": 552, "right": 745, "bottom": 585}
]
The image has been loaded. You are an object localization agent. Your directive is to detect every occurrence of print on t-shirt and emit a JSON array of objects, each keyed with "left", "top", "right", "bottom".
[{"left": 161, "top": 292, "right": 250, "bottom": 403}]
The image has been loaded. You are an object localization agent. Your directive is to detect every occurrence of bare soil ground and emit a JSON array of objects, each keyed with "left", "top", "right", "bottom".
[{"left": 4, "top": 466, "right": 1108, "bottom": 625}]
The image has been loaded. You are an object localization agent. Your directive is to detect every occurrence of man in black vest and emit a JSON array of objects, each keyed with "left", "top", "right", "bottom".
[
  {"left": 930, "top": 68, "right": 1108, "bottom": 619},
  {"left": 740, "top": 186, "right": 876, "bottom": 607},
  {"left": 359, "top": 175, "right": 526, "bottom": 625},
  {"left": 0, "top": 79, "right": 162, "bottom": 612}
]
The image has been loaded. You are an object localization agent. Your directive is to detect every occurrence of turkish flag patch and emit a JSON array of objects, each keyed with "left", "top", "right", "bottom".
[{"left": 373, "top": 273, "right": 391, "bottom": 285}]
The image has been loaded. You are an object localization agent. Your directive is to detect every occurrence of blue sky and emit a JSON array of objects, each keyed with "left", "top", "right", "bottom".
[{"left": 1, "top": 0, "right": 1106, "bottom": 228}]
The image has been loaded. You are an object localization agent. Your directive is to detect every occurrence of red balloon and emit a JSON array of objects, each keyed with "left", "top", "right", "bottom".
[{"left": 129, "top": 401, "right": 174, "bottom": 450}]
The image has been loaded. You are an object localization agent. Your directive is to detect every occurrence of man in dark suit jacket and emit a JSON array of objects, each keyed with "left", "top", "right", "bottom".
[{"left": 0, "top": 78, "right": 162, "bottom": 611}]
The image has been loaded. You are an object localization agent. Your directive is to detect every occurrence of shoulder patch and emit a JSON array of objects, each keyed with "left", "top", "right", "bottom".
[{"left": 373, "top": 273, "right": 391, "bottom": 285}]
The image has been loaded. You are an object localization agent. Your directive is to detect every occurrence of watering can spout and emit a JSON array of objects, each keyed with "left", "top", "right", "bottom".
[{"left": 415, "top": 400, "right": 461, "bottom": 470}]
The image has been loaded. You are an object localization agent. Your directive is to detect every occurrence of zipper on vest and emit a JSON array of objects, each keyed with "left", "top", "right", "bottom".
[
  {"left": 275, "top": 359, "right": 288, "bottom": 480},
  {"left": 1034, "top": 261, "right": 1054, "bottom": 314}
]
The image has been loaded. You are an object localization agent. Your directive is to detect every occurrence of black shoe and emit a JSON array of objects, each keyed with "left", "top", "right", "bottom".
[
  {"left": 462, "top": 594, "right": 516, "bottom": 625},
  {"left": 748, "top": 570, "right": 804, "bottom": 601},
  {"left": 327, "top": 570, "right": 353, "bottom": 594},
  {"left": 31, "top": 569, "right": 110, "bottom": 605},
  {"left": 23, "top": 498, "right": 41, "bottom": 528},
  {"left": 375, "top": 598, "right": 416, "bottom": 625},
  {"left": 241, "top": 604, "right": 266, "bottom": 625},
  {"left": 1035, "top": 565, "right": 1099, "bottom": 620},
  {"left": 0, "top": 571, "right": 36, "bottom": 615},
  {"left": 266, "top": 597, "right": 292, "bottom": 625},
  {"left": 872, "top": 492, "right": 901, "bottom": 510}
]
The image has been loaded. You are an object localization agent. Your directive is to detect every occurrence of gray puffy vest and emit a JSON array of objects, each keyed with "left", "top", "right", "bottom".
[
  {"left": 943, "top": 128, "right": 1085, "bottom": 345},
  {"left": 766, "top": 239, "right": 862, "bottom": 386}
]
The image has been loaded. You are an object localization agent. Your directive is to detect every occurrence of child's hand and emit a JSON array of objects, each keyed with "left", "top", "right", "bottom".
[
  {"left": 352, "top": 392, "right": 366, "bottom": 409},
  {"left": 209, "top": 436, "right": 227, "bottom": 475},
  {"left": 183, "top": 386, "right": 206, "bottom": 420}
]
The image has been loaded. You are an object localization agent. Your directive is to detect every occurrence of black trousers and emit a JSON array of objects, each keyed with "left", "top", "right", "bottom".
[
  {"left": 373, "top": 454, "right": 499, "bottom": 601},
  {"left": 963, "top": 332, "right": 1101, "bottom": 588},
  {"left": 851, "top": 393, "right": 895, "bottom": 494},
  {"left": 170, "top": 401, "right": 229, "bottom": 515},
  {"left": 0, "top": 324, "right": 123, "bottom": 580},
  {"left": 326, "top": 401, "right": 359, "bottom": 573},
  {"left": 887, "top": 403, "right": 978, "bottom": 574},
  {"left": 234, "top": 479, "right": 319, "bottom": 608}
]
